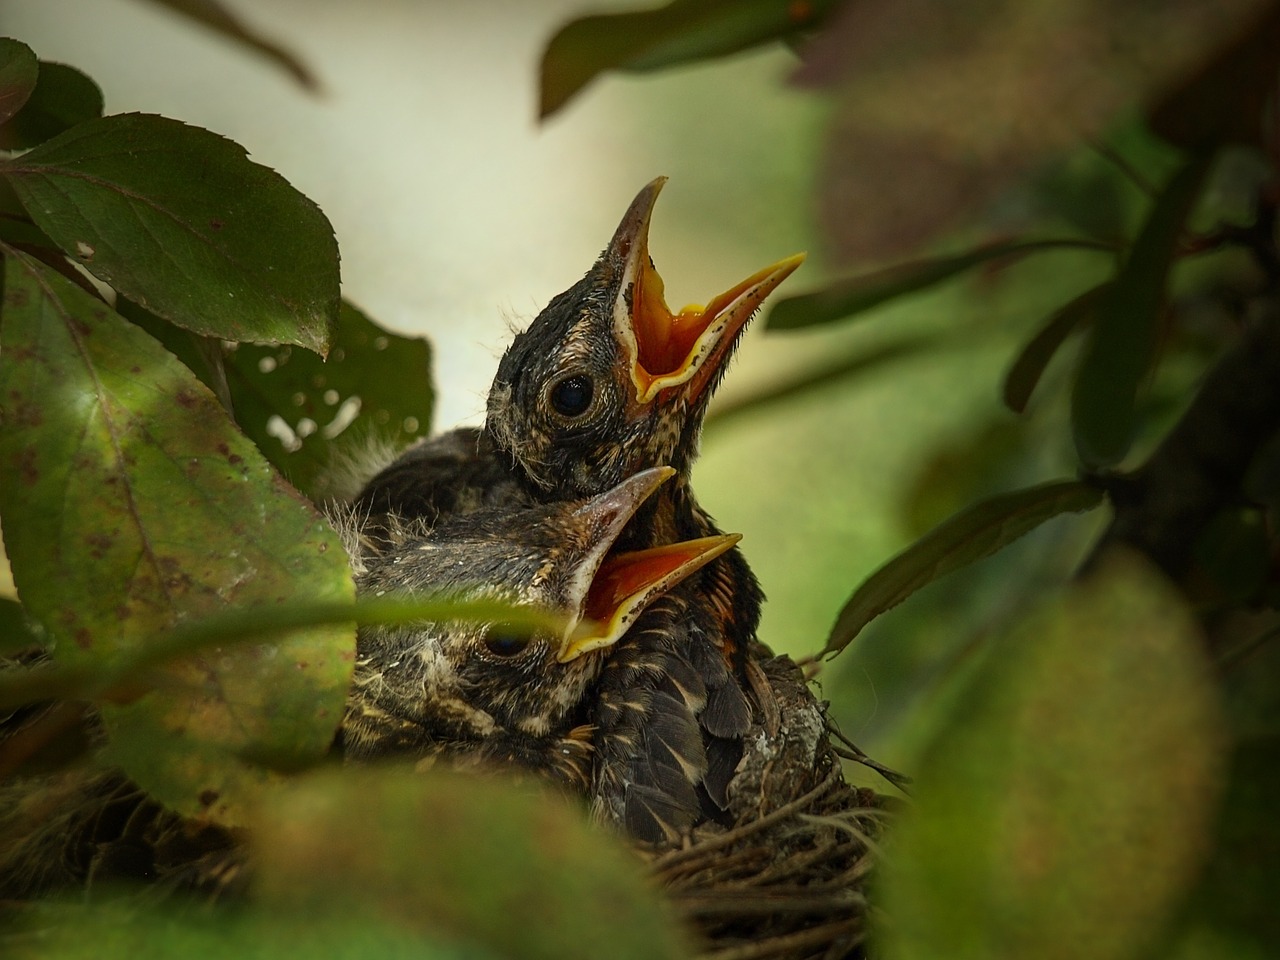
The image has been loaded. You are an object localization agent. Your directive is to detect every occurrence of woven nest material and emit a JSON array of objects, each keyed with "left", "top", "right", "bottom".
[{"left": 640, "top": 655, "right": 895, "bottom": 960}]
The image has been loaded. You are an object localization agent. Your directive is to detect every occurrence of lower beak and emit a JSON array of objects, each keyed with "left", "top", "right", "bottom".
[{"left": 557, "top": 533, "right": 742, "bottom": 663}]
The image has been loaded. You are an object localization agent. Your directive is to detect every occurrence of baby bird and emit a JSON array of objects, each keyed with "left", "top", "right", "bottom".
[{"left": 340, "top": 465, "right": 740, "bottom": 794}]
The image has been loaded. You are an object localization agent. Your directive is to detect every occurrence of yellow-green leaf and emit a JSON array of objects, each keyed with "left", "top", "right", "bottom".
[
  {"left": 878, "top": 552, "right": 1225, "bottom": 960},
  {"left": 254, "top": 766, "right": 694, "bottom": 960}
]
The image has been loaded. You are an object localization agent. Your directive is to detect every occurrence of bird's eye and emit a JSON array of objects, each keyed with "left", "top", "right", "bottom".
[
  {"left": 549, "top": 375, "right": 594, "bottom": 418},
  {"left": 482, "top": 624, "right": 533, "bottom": 658}
]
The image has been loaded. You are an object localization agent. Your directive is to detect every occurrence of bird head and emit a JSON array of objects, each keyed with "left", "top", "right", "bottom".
[
  {"left": 486, "top": 178, "right": 803, "bottom": 497},
  {"left": 353, "top": 466, "right": 740, "bottom": 741}
]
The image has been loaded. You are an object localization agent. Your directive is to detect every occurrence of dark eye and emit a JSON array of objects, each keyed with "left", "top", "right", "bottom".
[
  {"left": 482, "top": 624, "right": 533, "bottom": 658},
  {"left": 549, "top": 375, "right": 594, "bottom": 418}
]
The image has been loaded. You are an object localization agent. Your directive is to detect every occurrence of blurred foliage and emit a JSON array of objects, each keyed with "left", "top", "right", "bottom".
[{"left": 3, "top": 0, "right": 1280, "bottom": 957}]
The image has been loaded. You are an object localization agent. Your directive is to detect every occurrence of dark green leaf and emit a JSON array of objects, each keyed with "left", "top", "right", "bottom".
[
  {"left": 0, "top": 251, "right": 352, "bottom": 823},
  {"left": 1193, "top": 507, "right": 1271, "bottom": 605},
  {"left": 540, "top": 0, "right": 835, "bottom": 119},
  {"left": 0, "top": 61, "right": 103, "bottom": 150},
  {"left": 1072, "top": 152, "right": 1213, "bottom": 467},
  {"left": 765, "top": 239, "right": 1112, "bottom": 332},
  {"left": 3, "top": 113, "right": 339, "bottom": 355},
  {"left": 878, "top": 552, "right": 1224, "bottom": 960},
  {"left": 0, "top": 597, "right": 43, "bottom": 657},
  {"left": 138, "top": 0, "right": 319, "bottom": 91},
  {"left": 0, "top": 38, "right": 38, "bottom": 127},
  {"left": 255, "top": 767, "right": 693, "bottom": 960},
  {"left": 821, "top": 480, "right": 1104, "bottom": 658},
  {"left": 1002, "top": 282, "right": 1109, "bottom": 413},
  {"left": 1170, "top": 736, "right": 1280, "bottom": 954},
  {"left": 224, "top": 300, "right": 433, "bottom": 500}
]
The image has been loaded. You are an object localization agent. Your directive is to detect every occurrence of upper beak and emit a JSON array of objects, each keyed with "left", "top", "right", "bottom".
[
  {"left": 558, "top": 533, "right": 742, "bottom": 663},
  {"left": 608, "top": 178, "right": 805, "bottom": 405}
]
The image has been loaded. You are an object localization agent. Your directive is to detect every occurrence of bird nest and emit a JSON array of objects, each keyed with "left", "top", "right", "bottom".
[
  {"left": 648, "top": 772, "right": 889, "bottom": 960},
  {"left": 637, "top": 655, "right": 898, "bottom": 960}
]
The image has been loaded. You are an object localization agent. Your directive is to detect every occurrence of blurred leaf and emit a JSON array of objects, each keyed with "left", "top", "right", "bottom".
[
  {"left": 254, "top": 766, "right": 694, "bottom": 960},
  {"left": 799, "top": 0, "right": 1269, "bottom": 260},
  {"left": 1032, "top": 153, "right": 1134, "bottom": 245},
  {"left": 1002, "top": 281, "right": 1109, "bottom": 413},
  {"left": 137, "top": 0, "right": 319, "bottom": 91},
  {"left": 1072, "top": 152, "right": 1213, "bottom": 468},
  {"left": 704, "top": 335, "right": 934, "bottom": 431},
  {"left": 8, "top": 898, "right": 494, "bottom": 960},
  {"left": 0, "top": 597, "right": 43, "bottom": 657},
  {"left": 1149, "top": 1, "right": 1280, "bottom": 150},
  {"left": 0, "top": 252, "right": 353, "bottom": 823},
  {"left": 766, "top": 239, "right": 1109, "bottom": 331},
  {"left": 1244, "top": 430, "right": 1280, "bottom": 512},
  {"left": 540, "top": 0, "right": 833, "bottom": 118},
  {"left": 821, "top": 480, "right": 1104, "bottom": 658},
  {"left": 1176, "top": 735, "right": 1280, "bottom": 953},
  {"left": 878, "top": 552, "right": 1224, "bottom": 960},
  {"left": 901, "top": 417, "right": 1029, "bottom": 537},
  {"left": 1193, "top": 507, "right": 1271, "bottom": 605},
  {"left": 0, "top": 38, "right": 38, "bottom": 127},
  {"left": 2, "top": 113, "right": 339, "bottom": 355},
  {"left": 0, "top": 594, "right": 565, "bottom": 715},
  {"left": 0, "top": 61, "right": 103, "bottom": 150}
]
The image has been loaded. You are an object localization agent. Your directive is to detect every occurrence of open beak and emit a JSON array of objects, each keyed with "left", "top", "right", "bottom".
[
  {"left": 558, "top": 533, "right": 741, "bottom": 663},
  {"left": 608, "top": 178, "right": 805, "bottom": 406}
]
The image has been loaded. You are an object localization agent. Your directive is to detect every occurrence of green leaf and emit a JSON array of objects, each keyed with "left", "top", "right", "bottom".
[
  {"left": 0, "top": 597, "right": 44, "bottom": 657},
  {"left": 138, "top": 0, "right": 320, "bottom": 91},
  {"left": 2, "top": 113, "right": 339, "bottom": 355},
  {"left": 8, "top": 899, "right": 495, "bottom": 960},
  {"left": 821, "top": 480, "right": 1104, "bottom": 658},
  {"left": 121, "top": 298, "right": 434, "bottom": 499},
  {"left": 877, "top": 552, "right": 1225, "bottom": 960},
  {"left": 0, "top": 61, "right": 103, "bottom": 150},
  {"left": 765, "top": 239, "right": 1112, "bottom": 332},
  {"left": 540, "top": 0, "right": 836, "bottom": 119},
  {"left": 1002, "top": 282, "right": 1109, "bottom": 413},
  {"left": 1072, "top": 151, "right": 1214, "bottom": 468},
  {"left": 254, "top": 766, "right": 694, "bottom": 960},
  {"left": 0, "top": 251, "right": 353, "bottom": 823},
  {"left": 225, "top": 300, "right": 433, "bottom": 500},
  {"left": 0, "top": 38, "right": 38, "bottom": 127}
]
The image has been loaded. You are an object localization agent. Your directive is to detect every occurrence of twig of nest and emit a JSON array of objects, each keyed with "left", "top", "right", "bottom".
[{"left": 639, "top": 656, "right": 899, "bottom": 960}]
